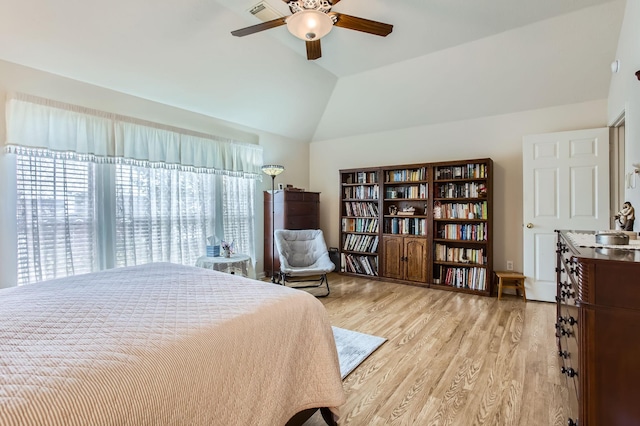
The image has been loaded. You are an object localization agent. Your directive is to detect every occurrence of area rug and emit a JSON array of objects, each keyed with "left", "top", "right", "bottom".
[{"left": 332, "top": 326, "right": 386, "bottom": 379}]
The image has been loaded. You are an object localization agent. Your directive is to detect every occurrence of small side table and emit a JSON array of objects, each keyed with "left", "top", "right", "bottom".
[
  {"left": 495, "top": 271, "right": 527, "bottom": 301},
  {"left": 196, "top": 254, "right": 256, "bottom": 279}
]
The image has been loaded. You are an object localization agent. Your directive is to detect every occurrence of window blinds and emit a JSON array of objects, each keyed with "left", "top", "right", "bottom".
[
  {"left": 15, "top": 155, "right": 97, "bottom": 285},
  {"left": 114, "top": 164, "right": 214, "bottom": 268},
  {"left": 8, "top": 94, "right": 262, "bottom": 285}
]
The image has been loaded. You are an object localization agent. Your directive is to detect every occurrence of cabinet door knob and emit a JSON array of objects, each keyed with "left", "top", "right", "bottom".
[
  {"left": 568, "top": 418, "right": 578, "bottom": 426},
  {"left": 526, "top": 223, "right": 533, "bottom": 228}
]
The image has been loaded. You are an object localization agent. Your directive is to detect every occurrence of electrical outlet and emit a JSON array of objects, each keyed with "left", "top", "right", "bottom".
[{"left": 506, "top": 261, "right": 514, "bottom": 271}]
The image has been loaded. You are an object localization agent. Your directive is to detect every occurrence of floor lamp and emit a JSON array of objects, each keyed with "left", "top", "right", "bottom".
[{"left": 262, "top": 165, "right": 285, "bottom": 283}]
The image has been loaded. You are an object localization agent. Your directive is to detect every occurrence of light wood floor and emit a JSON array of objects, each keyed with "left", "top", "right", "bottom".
[{"left": 302, "top": 273, "right": 568, "bottom": 426}]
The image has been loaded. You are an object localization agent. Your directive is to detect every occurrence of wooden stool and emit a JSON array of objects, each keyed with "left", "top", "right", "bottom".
[{"left": 495, "top": 271, "right": 527, "bottom": 301}]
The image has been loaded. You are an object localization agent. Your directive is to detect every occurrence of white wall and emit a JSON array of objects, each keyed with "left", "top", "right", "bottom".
[
  {"left": 608, "top": 0, "right": 640, "bottom": 224},
  {"left": 313, "top": 2, "right": 623, "bottom": 142},
  {"left": 310, "top": 100, "right": 608, "bottom": 274},
  {"left": 0, "top": 60, "right": 309, "bottom": 287}
]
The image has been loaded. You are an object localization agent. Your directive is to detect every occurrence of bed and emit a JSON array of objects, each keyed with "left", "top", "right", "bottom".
[{"left": 0, "top": 263, "right": 345, "bottom": 425}]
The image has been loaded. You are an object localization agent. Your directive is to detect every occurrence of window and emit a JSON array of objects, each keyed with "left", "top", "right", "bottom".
[
  {"left": 7, "top": 95, "right": 262, "bottom": 286},
  {"left": 15, "top": 156, "right": 256, "bottom": 285},
  {"left": 114, "top": 164, "right": 215, "bottom": 268},
  {"left": 16, "top": 155, "right": 97, "bottom": 284}
]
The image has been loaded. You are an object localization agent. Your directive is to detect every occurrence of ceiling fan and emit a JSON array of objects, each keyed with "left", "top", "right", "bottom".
[{"left": 231, "top": 0, "right": 393, "bottom": 60}]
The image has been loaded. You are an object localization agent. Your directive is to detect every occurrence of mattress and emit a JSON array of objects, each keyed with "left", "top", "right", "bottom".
[{"left": 0, "top": 263, "right": 345, "bottom": 425}]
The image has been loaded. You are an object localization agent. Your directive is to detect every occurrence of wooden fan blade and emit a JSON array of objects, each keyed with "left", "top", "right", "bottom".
[
  {"left": 331, "top": 0, "right": 342, "bottom": 5},
  {"left": 231, "top": 17, "right": 287, "bottom": 37},
  {"left": 306, "top": 40, "right": 322, "bottom": 60},
  {"left": 331, "top": 13, "right": 393, "bottom": 37}
]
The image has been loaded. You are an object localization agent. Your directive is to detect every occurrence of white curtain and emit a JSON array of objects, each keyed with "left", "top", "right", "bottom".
[
  {"left": 6, "top": 94, "right": 264, "bottom": 178},
  {"left": 6, "top": 94, "right": 263, "bottom": 285},
  {"left": 15, "top": 154, "right": 98, "bottom": 284},
  {"left": 222, "top": 175, "right": 257, "bottom": 261},
  {"left": 115, "top": 164, "right": 214, "bottom": 268},
  {"left": 7, "top": 97, "right": 114, "bottom": 157}
]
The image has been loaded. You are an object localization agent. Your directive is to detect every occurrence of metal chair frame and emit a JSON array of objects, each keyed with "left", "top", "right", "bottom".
[{"left": 278, "top": 272, "right": 330, "bottom": 297}]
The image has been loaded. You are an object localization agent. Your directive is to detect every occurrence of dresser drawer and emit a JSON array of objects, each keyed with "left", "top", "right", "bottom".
[
  {"left": 286, "top": 201, "right": 319, "bottom": 216},
  {"left": 287, "top": 216, "right": 319, "bottom": 229},
  {"left": 567, "top": 375, "right": 579, "bottom": 426},
  {"left": 284, "top": 191, "right": 320, "bottom": 202},
  {"left": 559, "top": 333, "right": 579, "bottom": 376}
]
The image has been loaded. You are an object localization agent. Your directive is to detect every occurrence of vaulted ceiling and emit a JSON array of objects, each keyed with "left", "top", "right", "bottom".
[{"left": 0, "top": 0, "right": 625, "bottom": 141}]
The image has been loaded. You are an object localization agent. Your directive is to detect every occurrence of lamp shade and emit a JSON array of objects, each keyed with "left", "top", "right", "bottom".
[
  {"left": 262, "top": 164, "right": 285, "bottom": 177},
  {"left": 286, "top": 10, "right": 333, "bottom": 41}
]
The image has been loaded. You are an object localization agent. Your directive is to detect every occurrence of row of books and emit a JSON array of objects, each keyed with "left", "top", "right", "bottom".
[
  {"left": 436, "top": 182, "right": 487, "bottom": 198},
  {"left": 384, "top": 184, "right": 427, "bottom": 199},
  {"left": 344, "top": 171, "right": 378, "bottom": 184},
  {"left": 435, "top": 201, "right": 488, "bottom": 219},
  {"left": 434, "top": 244, "right": 486, "bottom": 265},
  {"left": 433, "top": 266, "right": 487, "bottom": 290},
  {"left": 342, "top": 218, "right": 379, "bottom": 233},
  {"left": 435, "top": 164, "right": 488, "bottom": 180},
  {"left": 385, "top": 167, "right": 427, "bottom": 182},
  {"left": 343, "top": 234, "right": 379, "bottom": 253},
  {"left": 344, "top": 201, "right": 380, "bottom": 217},
  {"left": 341, "top": 253, "right": 378, "bottom": 276},
  {"left": 437, "top": 223, "right": 487, "bottom": 241},
  {"left": 343, "top": 185, "right": 379, "bottom": 200},
  {"left": 384, "top": 217, "right": 427, "bottom": 235}
]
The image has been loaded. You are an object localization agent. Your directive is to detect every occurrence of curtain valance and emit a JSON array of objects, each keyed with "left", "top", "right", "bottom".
[{"left": 5, "top": 94, "right": 263, "bottom": 178}]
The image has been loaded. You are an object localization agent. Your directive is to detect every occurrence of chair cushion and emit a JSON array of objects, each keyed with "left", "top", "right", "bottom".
[{"left": 274, "top": 229, "right": 335, "bottom": 275}]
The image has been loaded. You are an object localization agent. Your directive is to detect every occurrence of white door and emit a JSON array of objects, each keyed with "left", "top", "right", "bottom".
[{"left": 523, "top": 128, "right": 609, "bottom": 302}]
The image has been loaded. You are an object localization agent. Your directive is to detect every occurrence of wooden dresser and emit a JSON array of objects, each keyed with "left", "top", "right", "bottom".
[
  {"left": 556, "top": 230, "right": 640, "bottom": 426},
  {"left": 264, "top": 190, "right": 320, "bottom": 278}
]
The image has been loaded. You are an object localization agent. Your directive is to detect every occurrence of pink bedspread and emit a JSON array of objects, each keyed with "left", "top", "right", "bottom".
[{"left": 0, "top": 263, "right": 345, "bottom": 425}]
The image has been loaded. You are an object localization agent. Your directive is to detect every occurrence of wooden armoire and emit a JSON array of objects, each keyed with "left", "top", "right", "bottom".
[{"left": 263, "top": 190, "right": 320, "bottom": 278}]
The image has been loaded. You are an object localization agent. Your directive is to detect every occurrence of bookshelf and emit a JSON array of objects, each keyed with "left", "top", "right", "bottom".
[
  {"left": 339, "top": 168, "right": 381, "bottom": 277},
  {"left": 431, "top": 160, "right": 493, "bottom": 295},
  {"left": 381, "top": 165, "right": 429, "bottom": 283},
  {"left": 339, "top": 158, "right": 493, "bottom": 296}
]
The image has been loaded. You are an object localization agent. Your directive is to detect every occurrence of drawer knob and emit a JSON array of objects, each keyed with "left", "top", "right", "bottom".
[
  {"left": 568, "top": 418, "right": 578, "bottom": 426},
  {"left": 559, "top": 316, "right": 577, "bottom": 325},
  {"left": 558, "top": 350, "right": 569, "bottom": 359},
  {"left": 560, "top": 328, "right": 573, "bottom": 337},
  {"left": 561, "top": 366, "right": 577, "bottom": 378}
]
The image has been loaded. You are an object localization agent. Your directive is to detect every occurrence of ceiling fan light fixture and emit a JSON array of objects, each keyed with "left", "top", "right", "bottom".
[{"left": 286, "top": 10, "right": 333, "bottom": 41}]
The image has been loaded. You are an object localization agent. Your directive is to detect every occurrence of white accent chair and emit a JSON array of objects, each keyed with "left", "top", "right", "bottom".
[{"left": 273, "top": 229, "right": 334, "bottom": 297}]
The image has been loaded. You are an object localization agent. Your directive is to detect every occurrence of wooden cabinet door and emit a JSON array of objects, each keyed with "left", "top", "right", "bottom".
[
  {"left": 382, "top": 235, "right": 403, "bottom": 280},
  {"left": 404, "top": 237, "right": 427, "bottom": 282}
]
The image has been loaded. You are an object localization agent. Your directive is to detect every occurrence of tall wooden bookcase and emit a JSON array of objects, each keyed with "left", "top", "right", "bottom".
[
  {"left": 339, "top": 158, "right": 493, "bottom": 296},
  {"left": 339, "top": 168, "right": 380, "bottom": 278}
]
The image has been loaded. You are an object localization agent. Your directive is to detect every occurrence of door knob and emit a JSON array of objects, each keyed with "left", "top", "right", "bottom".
[{"left": 526, "top": 223, "right": 533, "bottom": 228}]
